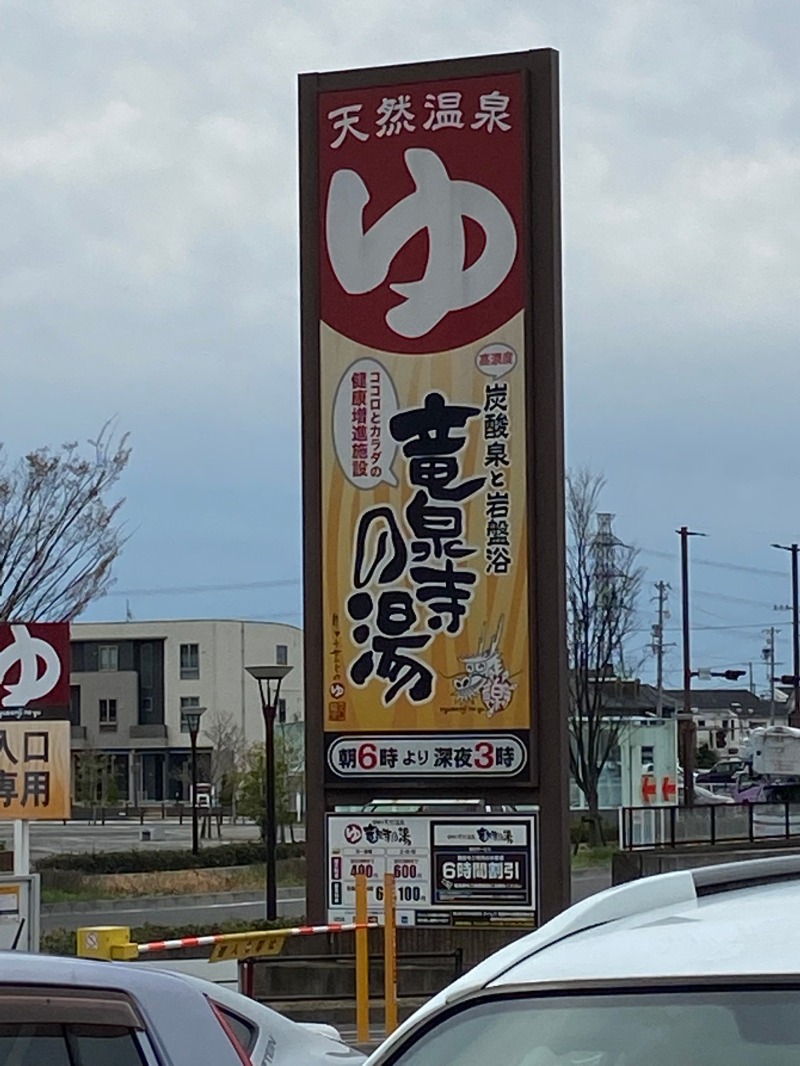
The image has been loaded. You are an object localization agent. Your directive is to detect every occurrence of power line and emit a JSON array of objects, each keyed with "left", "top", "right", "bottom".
[
  {"left": 102, "top": 578, "right": 301, "bottom": 598},
  {"left": 95, "top": 543, "right": 792, "bottom": 603},
  {"left": 640, "top": 547, "right": 786, "bottom": 580}
]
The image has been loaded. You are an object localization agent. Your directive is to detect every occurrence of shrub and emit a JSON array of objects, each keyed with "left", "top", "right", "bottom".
[{"left": 35, "top": 841, "right": 305, "bottom": 875}]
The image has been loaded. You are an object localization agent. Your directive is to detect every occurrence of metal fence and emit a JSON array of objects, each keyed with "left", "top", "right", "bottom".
[{"left": 619, "top": 802, "right": 800, "bottom": 850}]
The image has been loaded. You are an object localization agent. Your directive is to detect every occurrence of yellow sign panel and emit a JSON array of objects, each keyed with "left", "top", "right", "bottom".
[
  {"left": 210, "top": 934, "right": 284, "bottom": 962},
  {"left": 0, "top": 721, "right": 70, "bottom": 820},
  {"left": 322, "top": 317, "right": 530, "bottom": 734}
]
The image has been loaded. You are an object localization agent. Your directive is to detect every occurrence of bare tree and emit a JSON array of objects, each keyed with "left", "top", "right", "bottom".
[
  {"left": 74, "top": 747, "right": 119, "bottom": 823},
  {"left": 203, "top": 710, "right": 245, "bottom": 820},
  {"left": 237, "top": 727, "right": 304, "bottom": 843},
  {"left": 567, "top": 468, "right": 644, "bottom": 844},
  {"left": 276, "top": 724, "right": 304, "bottom": 844},
  {"left": 0, "top": 422, "right": 131, "bottom": 620}
]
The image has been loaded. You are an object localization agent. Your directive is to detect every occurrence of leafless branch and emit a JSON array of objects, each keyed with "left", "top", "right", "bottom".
[
  {"left": 0, "top": 421, "right": 131, "bottom": 621},
  {"left": 567, "top": 468, "right": 644, "bottom": 829}
]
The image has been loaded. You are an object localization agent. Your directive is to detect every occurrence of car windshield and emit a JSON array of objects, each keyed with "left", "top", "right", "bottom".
[{"left": 388, "top": 989, "right": 800, "bottom": 1066}]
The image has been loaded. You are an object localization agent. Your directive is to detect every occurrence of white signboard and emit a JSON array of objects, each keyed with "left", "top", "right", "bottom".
[
  {"left": 0, "top": 874, "right": 40, "bottom": 952},
  {"left": 327, "top": 734, "right": 528, "bottom": 778},
  {"left": 327, "top": 813, "right": 537, "bottom": 927}
]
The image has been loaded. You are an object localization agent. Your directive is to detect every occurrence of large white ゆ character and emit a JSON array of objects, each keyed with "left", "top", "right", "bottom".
[
  {"left": 0, "top": 624, "right": 61, "bottom": 707},
  {"left": 326, "top": 148, "right": 517, "bottom": 339}
]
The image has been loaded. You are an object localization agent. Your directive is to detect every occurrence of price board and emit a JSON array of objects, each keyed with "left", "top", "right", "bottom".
[{"left": 326, "top": 812, "right": 537, "bottom": 927}]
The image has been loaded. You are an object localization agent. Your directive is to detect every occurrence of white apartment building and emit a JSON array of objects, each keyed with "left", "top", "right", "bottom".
[{"left": 69, "top": 619, "right": 304, "bottom": 803}]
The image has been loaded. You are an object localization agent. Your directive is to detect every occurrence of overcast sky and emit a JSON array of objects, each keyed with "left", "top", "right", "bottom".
[{"left": 3, "top": 0, "right": 800, "bottom": 689}]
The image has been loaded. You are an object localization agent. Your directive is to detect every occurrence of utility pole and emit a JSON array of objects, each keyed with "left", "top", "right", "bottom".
[
  {"left": 650, "top": 581, "right": 671, "bottom": 717},
  {"left": 762, "top": 627, "right": 778, "bottom": 726},
  {"left": 771, "top": 543, "right": 800, "bottom": 729},
  {"left": 677, "top": 526, "right": 706, "bottom": 807}
]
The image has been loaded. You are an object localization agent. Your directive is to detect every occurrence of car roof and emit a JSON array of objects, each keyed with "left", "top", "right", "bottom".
[
  {"left": 0, "top": 951, "right": 189, "bottom": 989},
  {"left": 367, "top": 854, "right": 800, "bottom": 1063}
]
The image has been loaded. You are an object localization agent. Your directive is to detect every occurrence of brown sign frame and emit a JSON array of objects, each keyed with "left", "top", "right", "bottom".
[{"left": 300, "top": 48, "right": 568, "bottom": 921}]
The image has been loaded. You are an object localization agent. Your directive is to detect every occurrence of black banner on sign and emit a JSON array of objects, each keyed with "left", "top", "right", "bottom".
[{"left": 432, "top": 849, "right": 531, "bottom": 906}]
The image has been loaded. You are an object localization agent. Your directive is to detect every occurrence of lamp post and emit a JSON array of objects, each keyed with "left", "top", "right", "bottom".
[
  {"left": 180, "top": 705, "right": 206, "bottom": 856},
  {"left": 246, "top": 664, "right": 293, "bottom": 920},
  {"left": 772, "top": 544, "right": 800, "bottom": 728}
]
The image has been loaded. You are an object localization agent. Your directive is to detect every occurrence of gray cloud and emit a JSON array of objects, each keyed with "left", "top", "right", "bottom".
[{"left": 3, "top": 0, "right": 800, "bottom": 677}]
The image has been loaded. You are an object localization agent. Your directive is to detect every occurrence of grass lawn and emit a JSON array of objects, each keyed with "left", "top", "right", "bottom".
[{"left": 571, "top": 844, "right": 617, "bottom": 869}]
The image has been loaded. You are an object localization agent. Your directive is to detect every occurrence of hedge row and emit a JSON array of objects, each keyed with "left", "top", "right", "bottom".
[
  {"left": 35, "top": 841, "right": 305, "bottom": 875},
  {"left": 42, "top": 917, "right": 304, "bottom": 957}
]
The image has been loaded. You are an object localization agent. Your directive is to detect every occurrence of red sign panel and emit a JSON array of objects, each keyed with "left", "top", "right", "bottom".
[
  {"left": 0, "top": 623, "right": 71, "bottom": 710},
  {"left": 319, "top": 72, "right": 525, "bottom": 355}
]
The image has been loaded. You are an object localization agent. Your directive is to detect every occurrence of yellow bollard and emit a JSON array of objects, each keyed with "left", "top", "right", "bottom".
[
  {"left": 355, "top": 873, "right": 370, "bottom": 1044},
  {"left": 76, "top": 926, "right": 138, "bottom": 961},
  {"left": 383, "top": 873, "right": 398, "bottom": 1035}
]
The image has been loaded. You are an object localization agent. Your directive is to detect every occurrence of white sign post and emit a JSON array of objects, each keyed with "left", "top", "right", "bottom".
[{"left": 13, "top": 820, "right": 30, "bottom": 876}]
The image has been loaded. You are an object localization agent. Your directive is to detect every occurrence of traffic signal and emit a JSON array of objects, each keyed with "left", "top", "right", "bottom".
[
  {"left": 780, "top": 675, "right": 800, "bottom": 686},
  {"left": 721, "top": 670, "right": 746, "bottom": 681}
]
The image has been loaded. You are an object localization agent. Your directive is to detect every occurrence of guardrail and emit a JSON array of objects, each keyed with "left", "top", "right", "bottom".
[
  {"left": 620, "top": 801, "right": 800, "bottom": 850},
  {"left": 76, "top": 873, "right": 398, "bottom": 1043}
]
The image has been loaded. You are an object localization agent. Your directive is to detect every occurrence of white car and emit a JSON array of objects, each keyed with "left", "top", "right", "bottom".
[{"left": 364, "top": 854, "right": 800, "bottom": 1065}]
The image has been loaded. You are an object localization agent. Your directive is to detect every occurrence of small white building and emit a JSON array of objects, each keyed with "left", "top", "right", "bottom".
[
  {"left": 69, "top": 619, "right": 304, "bottom": 803},
  {"left": 570, "top": 717, "right": 679, "bottom": 810}
]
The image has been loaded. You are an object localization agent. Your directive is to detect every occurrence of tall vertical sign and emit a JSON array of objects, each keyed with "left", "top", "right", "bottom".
[{"left": 301, "top": 50, "right": 568, "bottom": 922}]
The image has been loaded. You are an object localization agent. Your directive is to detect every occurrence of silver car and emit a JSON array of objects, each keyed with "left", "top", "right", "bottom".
[{"left": 0, "top": 952, "right": 256, "bottom": 1064}]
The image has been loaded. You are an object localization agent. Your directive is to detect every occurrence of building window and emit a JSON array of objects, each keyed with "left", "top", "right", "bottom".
[
  {"left": 180, "top": 643, "right": 199, "bottom": 679},
  {"left": 180, "top": 695, "right": 200, "bottom": 733},
  {"left": 276, "top": 644, "right": 288, "bottom": 666},
  {"left": 99, "top": 645, "right": 119, "bottom": 671},
  {"left": 99, "top": 698, "right": 117, "bottom": 730},
  {"left": 277, "top": 698, "right": 287, "bottom": 724},
  {"left": 70, "top": 686, "right": 81, "bottom": 727},
  {"left": 139, "top": 642, "right": 154, "bottom": 685}
]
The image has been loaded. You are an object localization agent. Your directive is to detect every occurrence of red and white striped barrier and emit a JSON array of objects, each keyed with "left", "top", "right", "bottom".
[{"left": 136, "top": 921, "right": 370, "bottom": 956}]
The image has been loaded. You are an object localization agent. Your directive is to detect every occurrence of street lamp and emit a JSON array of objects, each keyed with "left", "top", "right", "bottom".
[
  {"left": 180, "top": 705, "right": 206, "bottom": 856},
  {"left": 772, "top": 544, "right": 800, "bottom": 728},
  {"left": 246, "top": 664, "right": 293, "bottom": 920}
]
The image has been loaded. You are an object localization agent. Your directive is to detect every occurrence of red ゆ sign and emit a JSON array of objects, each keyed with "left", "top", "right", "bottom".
[{"left": 0, "top": 624, "right": 71, "bottom": 712}]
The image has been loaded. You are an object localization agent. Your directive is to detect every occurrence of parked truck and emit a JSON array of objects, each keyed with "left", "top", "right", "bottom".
[{"left": 735, "top": 725, "right": 800, "bottom": 802}]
